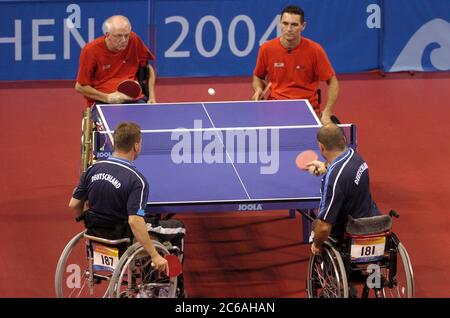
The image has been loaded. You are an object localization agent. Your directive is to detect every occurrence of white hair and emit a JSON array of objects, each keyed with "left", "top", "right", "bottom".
[{"left": 102, "top": 15, "right": 132, "bottom": 34}]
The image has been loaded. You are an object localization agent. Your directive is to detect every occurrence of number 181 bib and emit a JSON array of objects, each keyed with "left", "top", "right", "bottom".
[{"left": 350, "top": 236, "right": 386, "bottom": 263}]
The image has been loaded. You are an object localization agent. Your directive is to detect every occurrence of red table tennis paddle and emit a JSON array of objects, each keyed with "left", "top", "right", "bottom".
[
  {"left": 295, "top": 150, "right": 319, "bottom": 170},
  {"left": 165, "top": 254, "right": 182, "bottom": 278},
  {"left": 117, "top": 79, "right": 142, "bottom": 99}
]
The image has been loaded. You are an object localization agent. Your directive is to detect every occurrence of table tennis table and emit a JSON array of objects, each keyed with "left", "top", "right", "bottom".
[{"left": 88, "top": 100, "right": 356, "bottom": 242}]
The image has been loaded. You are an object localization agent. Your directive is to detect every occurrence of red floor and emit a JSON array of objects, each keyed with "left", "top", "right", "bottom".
[{"left": 0, "top": 72, "right": 449, "bottom": 297}]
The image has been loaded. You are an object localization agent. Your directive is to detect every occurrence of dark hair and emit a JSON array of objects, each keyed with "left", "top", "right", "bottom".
[
  {"left": 113, "top": 121, "right": 141, "bottom": 152},
  {"left": 281, "top": 5, "right": 305, "bottom": 23},
  {"left": 317, "top": 124, "right": 346, "bottom": 151}
]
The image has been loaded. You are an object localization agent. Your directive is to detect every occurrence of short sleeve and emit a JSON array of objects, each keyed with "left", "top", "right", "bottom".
[
  {"left": 72, "top": 170, "right": 89, "bottom": 201},
  {"left": 76, "top": 46, "right": 96, "bottom": 86},
  {"left": 318, "top": 181, "right": 344, "bottom": 225},
  {"left": 127, "top": 178, "right": 149, "bottom": 217},
  {"left": 315, "top": 44, "right": 335, "bottom": 81},
  {"left": 253, "top": 45, "right": 267, "bottom": 79}
]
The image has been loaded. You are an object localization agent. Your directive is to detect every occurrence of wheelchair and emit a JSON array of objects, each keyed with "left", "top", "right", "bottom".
[
  {"left": 64, "top": 62, "right": 169, "bottom": 297},
  {"left": 55, "top": 228, "right": 180, "bottom": 298},
  {"left": 306, "top": 211, "right": 415, "bottom": 298}
]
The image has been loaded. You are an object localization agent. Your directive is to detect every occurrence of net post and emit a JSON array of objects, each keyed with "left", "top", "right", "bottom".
[{"left": 80, "top": 107, "right": 93, "bottom": 174}]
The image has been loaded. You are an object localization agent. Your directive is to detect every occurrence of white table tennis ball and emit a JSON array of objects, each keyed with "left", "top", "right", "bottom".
[{"left": 208, "top": 88, "right": 216, "bottom": 95}]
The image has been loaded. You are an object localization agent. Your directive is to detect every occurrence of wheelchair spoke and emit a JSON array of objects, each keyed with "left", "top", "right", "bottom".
[
  {"left": 74, "top": 279, "right": 89, "bottom": 298},
  {"left": 306, "top": 225, "right": 413, "bottom": 299},
  {"left": 312, "top": 258, "right": 341, "bottom": 298},
  {"left": 380, "top": 242, "right": 414, "bottom": 298},
  {"left": 314, "top": 263, "right": 327, "bottom": 287},
  {"left": 108, "top": 242, "right": 178, "bottom": 298},
  {"left": 57, "top": 233, "right": 180, "bottom": 298}
]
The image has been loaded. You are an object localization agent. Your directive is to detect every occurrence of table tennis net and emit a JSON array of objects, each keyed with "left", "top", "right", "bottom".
[{"left": 94, "top": 125, "right": 355, "bottom": 155}]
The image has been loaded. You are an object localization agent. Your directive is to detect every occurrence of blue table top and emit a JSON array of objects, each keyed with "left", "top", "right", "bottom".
[
  {"left": 94, "top": 100, "right": 327, "bottom": 211},
  {"left": 96, "top": 100, "right": 320, "bottom": 131}
]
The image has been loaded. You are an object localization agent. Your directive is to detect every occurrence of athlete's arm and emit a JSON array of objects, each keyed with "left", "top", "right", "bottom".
[
  {"left": 68, "top": 196, "right": 86, "bottom": 219},
  {"left": 252, "top": 75, "right": 266, "bottom": 101},
  {"left": 321, "top": 75, "right": 339, "bottom": 124},
  {"left": 75, "top": 82, "right": 109, "bottom": 103},
  {"left": 147, "top": 65, "right": 157, "bottom": 104},
  {"left": 311, "top": 219, "right": 332, "bottom": 255},
  {"left": 128, "top": 215, "right": 168, "bottom": 274},
  {"left": 75, "top": 82, "right": 130, "bottom": 104}
]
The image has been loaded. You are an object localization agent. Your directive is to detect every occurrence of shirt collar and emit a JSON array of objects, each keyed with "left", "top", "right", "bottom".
[
  {"left": 329, "top": 148, "right": 351, "bottom": 168},
  {"left": 108, "top": 156, "right": 133, "bottom": 166}
]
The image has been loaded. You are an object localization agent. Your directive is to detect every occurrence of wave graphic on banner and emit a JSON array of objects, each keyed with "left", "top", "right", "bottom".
[{"left": 390, "top": 18, "right": 450, "bottom": 72}]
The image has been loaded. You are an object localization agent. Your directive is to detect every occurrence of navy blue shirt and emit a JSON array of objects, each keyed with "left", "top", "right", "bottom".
[
  {"left": 73, "top": 156, "right": 149, "bottom": 222},
  {"left": 318, "top": 148, "right": 380, "bottom": 239}
]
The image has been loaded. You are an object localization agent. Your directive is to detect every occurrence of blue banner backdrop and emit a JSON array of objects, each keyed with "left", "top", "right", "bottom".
[
  {"left": 153, "top": 0, "right": 380, "bottom": 77},
  {"left": 0, "top": 0, "right": 449, "bottom": 80},
  {"left": 0, "top": 0, "right": 148, "bottom": 80},
  {"left": 382, "top": 0, "right": 450, "bottom": 72}
]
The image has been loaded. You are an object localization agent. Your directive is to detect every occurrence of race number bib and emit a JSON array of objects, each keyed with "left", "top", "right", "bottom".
[
  {"left": 350, "top": 236, "right": 386, "bottom": 263},
  {"left": 92, "top": 243, "right": 119, "bottom": 272}
]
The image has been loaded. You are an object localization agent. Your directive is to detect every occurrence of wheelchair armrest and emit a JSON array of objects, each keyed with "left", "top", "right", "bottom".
[
  {"left": 75, "top": 211, "right": 88, "bottom": 222},
  {"left": 84, "top": 233, "right": 131, "bottom": 245},
  {"left": 389, "top": 210, "right": 400, "bottom": 218},
  {"left": 135, "top": 64, "right": 150, "bottom": 99}
]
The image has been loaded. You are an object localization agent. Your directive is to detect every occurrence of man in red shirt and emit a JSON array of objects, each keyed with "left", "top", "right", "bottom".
[
  {"left": 252, "top": 6, "right": 339, "bottom": 124},
  {"left": 75, "top": 15, "right": 157, "bottom": 107}
]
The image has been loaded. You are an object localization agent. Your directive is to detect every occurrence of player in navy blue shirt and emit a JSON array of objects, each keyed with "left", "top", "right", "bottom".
[
  {"left": 305, "top": 124, "right": 380, "bottom": 255},
  {"left": 72, "top": 149, "right": 150, "bottom": 224},
  {"left": 69, "top": 121, "right": 186, "bottom": 289}
]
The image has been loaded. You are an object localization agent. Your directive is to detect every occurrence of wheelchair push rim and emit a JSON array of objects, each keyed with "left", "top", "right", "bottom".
[
  {"left": 307, "top": 241, "right": 349, "bottom": 298},
  {"left": 107, "top": 241, "right": 178, "bottom": 298}
]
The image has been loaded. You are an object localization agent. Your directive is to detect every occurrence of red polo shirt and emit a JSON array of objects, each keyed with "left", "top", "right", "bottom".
[
  {"left": 254, "top": 37, "right": 335, "bottom": 112},
  {"left": 77, "top": 32, "right": 154, "bottom": 106}
]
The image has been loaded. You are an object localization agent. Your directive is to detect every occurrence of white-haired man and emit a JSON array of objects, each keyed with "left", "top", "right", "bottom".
[{"left": 75, "top": 15, "right": 157, "bottom": 106}]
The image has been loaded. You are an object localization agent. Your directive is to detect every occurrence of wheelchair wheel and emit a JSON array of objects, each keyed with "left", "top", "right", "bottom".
[
  {"left": 107, "top": 241, "right": 178, "bottom": 298},
  {"left": 376, "top": 241, "right": 414, "bottom": 298},
  {"left": 55, "top": 230, "right": 110, "bottom": 298},
  {"left": 307, "top": 241, "right": 349, "bottom": 298}
]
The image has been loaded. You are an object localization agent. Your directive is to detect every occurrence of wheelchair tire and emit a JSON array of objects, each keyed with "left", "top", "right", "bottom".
[
  {"left": 378, "top": 241, "right": 414, "bottom": 298},
  {"left": 307, "top": 241, "right": 349, "bottom": 298},
  {"left": 55, "top": 230, "right": 110, "bottom": 298},
  {"left": 107, "top": 241, "right": 178, "bottom": 298}
]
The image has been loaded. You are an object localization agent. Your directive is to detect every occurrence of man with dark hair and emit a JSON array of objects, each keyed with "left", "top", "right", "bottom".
[
  {"left": 69, "top": 121, "right": 186, "bottom": 296},
  {"left": 305, "top": 124, "right": 380, "bottom": 255},
  {"left": 252, "top": 5, "right": 339, "bottom": 124}
]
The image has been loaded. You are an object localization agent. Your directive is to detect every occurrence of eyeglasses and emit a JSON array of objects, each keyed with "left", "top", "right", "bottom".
[{"left": 110, "top": 33, "right": 130, "bottom": 40}]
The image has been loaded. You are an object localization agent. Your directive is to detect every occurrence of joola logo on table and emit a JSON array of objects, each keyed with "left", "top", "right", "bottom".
[
  {"left": 238, "top": 204, "right": 263, "bottom": 211},
  {"left": 96, "top": 151, "right": 112, "bottom": 158}
]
